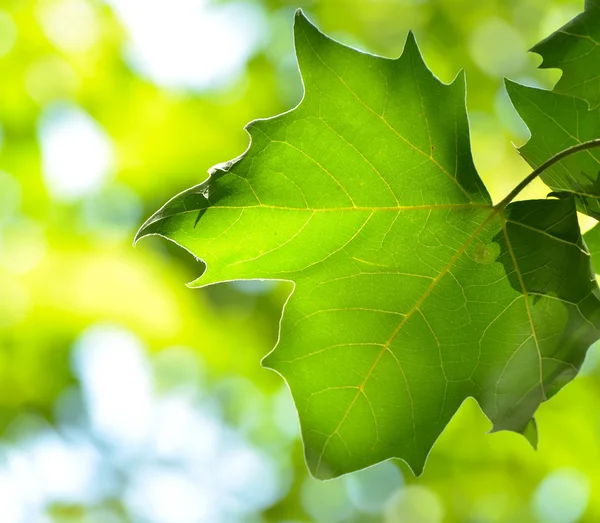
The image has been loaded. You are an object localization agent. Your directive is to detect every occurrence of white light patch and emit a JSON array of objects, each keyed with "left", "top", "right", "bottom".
[
  {"left": 37, "top": 0, "right": 101, "bottom": 54},
  {"left": 137, "top": 394, "right": 285, "bottom": 522},
  {"left": 72, "top": 325, "right": 153, "bottom": 451},
  {"left": 125, "top": 467, "right": 215, "bottom": 523},
  {"left": 533, "top": 468, "right": 590, "bottom": 523},
  {"left": 344, "top": 461, "right": 404, "bottom": 514},
  {"left": 17, "top": 431, "right": 103, "bottom": 505},
  {"left": 0, "top": 469, "right": 28, "bottom": 523},
  {"left": 103, "top": 0, "right": 267, "bottom": 91},
  {"left": 38, "top": 104, "right": 114, "bottom": 201},
  {"left": 216, "top": 441, "right": 283, "bottom": 512},
  {"left": 152, "top": 395, "right": 221, "bottom": 465}
]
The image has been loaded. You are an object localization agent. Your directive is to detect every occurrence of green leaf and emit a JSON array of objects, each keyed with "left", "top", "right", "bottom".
[
  {"left": 136, "top": 12, "right": 600, "bottom": 478},
  {"left": 584, "top": 223, "right": 600, "bottom": 275},
  {"left": 531, "top": 1, "right": 600, "bottom": 108},
  {"left": 522, "top": 417, "right": 538, "bottom": 450},
  {"left": 506, "top": 81, "right": 600, "bottom": 220}
]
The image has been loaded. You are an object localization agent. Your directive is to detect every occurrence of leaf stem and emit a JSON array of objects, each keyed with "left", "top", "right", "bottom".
[{"left": 495, "top": 138, "right": 600, "bottom": 210}]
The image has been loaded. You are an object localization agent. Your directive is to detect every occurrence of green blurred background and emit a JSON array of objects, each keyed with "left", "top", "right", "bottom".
[{"left": 1, "top": 0, "right": 599, "bottom": 521}]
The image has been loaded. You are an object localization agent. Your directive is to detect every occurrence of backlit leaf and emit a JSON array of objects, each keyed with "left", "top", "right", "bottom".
[
  {"left": 531, "top": 0, "right": 600, "bottom": 108},
  {"left": 136, "top": 12, "right": 600, "bottom": 478},
  {"left": 506, "top": 80, "right": 600, "bottom": 220}
]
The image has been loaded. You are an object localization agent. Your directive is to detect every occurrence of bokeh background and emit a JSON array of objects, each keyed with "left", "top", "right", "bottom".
[{"left": 1, "top": 0, "right": 600, "bottom": 521}]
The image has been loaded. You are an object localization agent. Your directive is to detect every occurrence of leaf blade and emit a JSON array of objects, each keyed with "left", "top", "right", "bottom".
[
  {"left": 531, "top": 1, "right": 600, "bottom": 108},
  {"left": 506, "top": 80, "right": 600, "bottom": 220},
  {"left": 137, "top": 11, "right": 600, "bottom": 478}
]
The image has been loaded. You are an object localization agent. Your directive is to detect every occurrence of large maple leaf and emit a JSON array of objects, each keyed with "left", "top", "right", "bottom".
[{"left": 136, "top": 12, "right": 600, "bottom": 478}]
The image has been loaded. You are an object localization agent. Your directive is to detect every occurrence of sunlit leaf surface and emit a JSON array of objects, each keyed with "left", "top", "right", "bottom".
[
  {"left": 137, "top": 12, "right": 600, "bottom": 478},
  {"left": 531, "top": 0, "right": 600, "bottom": 109},
  {"left": 507, "top": 81, "right": 600, "bottom": 220}
]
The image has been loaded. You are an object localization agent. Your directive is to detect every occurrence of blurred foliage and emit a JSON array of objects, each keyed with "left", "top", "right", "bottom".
[{"left": 1, "top": 0, "right": 600, "bottom": 522}]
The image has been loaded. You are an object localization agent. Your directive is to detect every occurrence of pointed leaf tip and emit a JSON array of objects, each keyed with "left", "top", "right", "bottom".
[
  {"left": 504, "top": 78, "right": 515, "bottom": 95},
  {"left": 504, "top": 78, "right": 527, "bottom": 100},
  {"left": 293, "top": 8, "right": 319, "bottom": 37},
  {"left": 294, "top": 8, "right": 306, "bottom": 23},
  {"left": 294, "top": 7, "right": 310, "bottom": 23},
  {"left": 522, "top": 418, "right": 539, "bottom": 450},
  {"left": 399, "top": 30, "right": 421, "bottom": 61},
  {"left": 405, "top": 30, "right": 418, "bottom": 48}
]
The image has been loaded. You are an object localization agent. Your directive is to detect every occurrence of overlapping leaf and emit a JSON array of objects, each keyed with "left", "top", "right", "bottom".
[
  {"left": 585, "top": 223, "right": 600, "bottom": 274},
  {"left": 506, "top": 81, "right": 600, "bottom": 219},
  {"left": 511, "top": 5, "right": 600, "bottom": 224},
  {"left": 137, "top": 12, "right": 600, "bottom": 478},
  {"left": 531, "top": 0, "right": 600, "bottom": 109}
]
